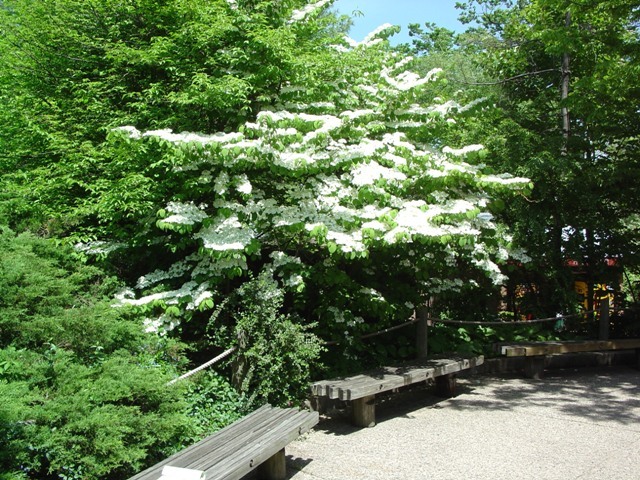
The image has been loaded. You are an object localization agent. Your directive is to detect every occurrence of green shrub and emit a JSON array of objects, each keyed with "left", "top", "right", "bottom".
[
  {"left": 182, "top": 371, "right": 250, "bottom": 440},
  {"left": 0, "top": 346, "right": 195, "bottom": 480},
  {"left": 0, "top": 229, "right": 198, "bottom": 479},
  {"left": 210, "top": 272, "right": 324, "bottom": 407},
  {"left": 0, "top": 228, "right": 143, "bottom": 357}
]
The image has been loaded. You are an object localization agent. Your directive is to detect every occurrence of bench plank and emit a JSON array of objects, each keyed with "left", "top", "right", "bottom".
[
  {"left": 129, "top": 405, "right": 273, "bottom": 478},
  {"left": 215, "top": 411, "right": 318, "bottom": 480},
  {"left": 165, "top": 406, "right": 291, "bottom": 472},
  {"left": 312, "top": 355, "right": 483, "bottom": 401},
  {"left": 500, "top": 339, "right": 640, "bottom": 357},
  {"left": 129, "top": 405, "right": 318, "bottom": 480},
  {"left": 311, "top": 355, "right": 483, "bottom": 427},
  {"left": 495, "top": 339, "right": 640, "bottom": 379},
  {"left": 188, "top": 408, "right": 294, "bottom": 472}
]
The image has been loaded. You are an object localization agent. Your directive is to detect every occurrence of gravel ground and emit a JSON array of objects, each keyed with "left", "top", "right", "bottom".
[{"left": 284, "top": 366, "right": 640, "bottom": 480}]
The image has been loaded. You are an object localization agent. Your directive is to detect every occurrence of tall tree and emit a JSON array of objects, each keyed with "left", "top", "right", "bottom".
[
  {"left": 97, "top": 14, "right": 533, "bottom": 370},
  {"left": 453, "top": 0, "right": 640, "bottom": 313},
  {"left": 0, "top": 0, "right": 348, "bottom": 238}
]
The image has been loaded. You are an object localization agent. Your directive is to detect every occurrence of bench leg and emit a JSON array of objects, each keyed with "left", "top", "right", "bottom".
[
  {"left": 352, "top": 395, "right": 376, "bottom": 428},
  {"left": 524, "top": 356, "right": 545, "bottom": 379},
  {"left": 258, "top": 448, "right": 286, "bottom": 480},
  {"left": 435, "top": 374, "right": 457, "bottom": 398},
  {"left": 309, "top": 395, "right": 327, "bottom": 414}
]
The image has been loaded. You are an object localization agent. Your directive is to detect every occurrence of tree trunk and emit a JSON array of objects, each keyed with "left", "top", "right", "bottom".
[
  {"left": 585, "top": 228, "right": 595, "bottom": 315},
  {"left": 232, "top": 330, "right": 248, "bottom": 391},
  {"left": 561, "top": 11, "right": 571, "bottom": 155}
]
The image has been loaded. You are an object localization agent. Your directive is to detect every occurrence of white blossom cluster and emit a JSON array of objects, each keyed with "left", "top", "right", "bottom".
[
  {"left": 108, "top": 19, "right": 532, "bottom": 325},
  {"left": 143, "top": 314, "right": 177, "bottom": 335},
  {"left": 75, "top": 240, "right": 125, "bottom": 255},
  {"left": 442, "top": 144, "right": 484, "bottom": 156},
  {"left": 161, "top": 201, "right": 208, "bottom": 225},
  {"left": 136, "top": 260, "right": 191, "bottom": 289},
  {"left": 114, "top": 280, "right": 214, "bottom": 311},
  {"left": 421, "top": 278, "right": 467, "bottom": 295},
  {"left": 343, "top": 23, "right": 397, "bottom": 49},
  {"left": 289, "top": 0, "right": 333, "bottom": 23},
  {"left": 195, "top": 216, "right": 254, "bottom": 251},
  {"left": 327, "top": 306, "right": 365, "bottom": 328}
]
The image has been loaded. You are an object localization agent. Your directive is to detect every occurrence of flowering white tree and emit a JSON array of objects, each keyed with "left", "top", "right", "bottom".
[{"left": 104, "top": 1, "right": 531, "bottom": 345}]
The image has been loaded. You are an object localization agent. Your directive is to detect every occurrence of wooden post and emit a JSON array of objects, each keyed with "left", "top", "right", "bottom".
[
  {"left": 435, "top": 374, "right": 457, "bottom": 398},
  {"left": 258, "top": 448, "right": 287, "bottom": 480},
  {"left": 416, "top": 307, "right": 429, "bottom": 359},
  {"left": 309, "top": 395, "right": 327, "bottom": 414},
  {"left": 599, "top": 296, "right": 610, "bottom": 341},
  {"left": 352, "top": 395, "right": 376, "bottom": 428},
  {"left": 524, "top": 356, "right": 545, "bottom": 379}
]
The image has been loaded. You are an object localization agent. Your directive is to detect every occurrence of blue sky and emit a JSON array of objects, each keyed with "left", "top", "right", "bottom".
[{"left": 332, "top": 0, "right": 469, "bottom": 45}]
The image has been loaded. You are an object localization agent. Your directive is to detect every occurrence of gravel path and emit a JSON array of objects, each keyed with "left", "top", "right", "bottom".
[{"left": 284, "top": 366, "right": 640, "bottom": 480}]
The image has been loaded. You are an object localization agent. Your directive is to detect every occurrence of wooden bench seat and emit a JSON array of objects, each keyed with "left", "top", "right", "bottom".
[
  {"left": 129, "top": 404, "right": 318, "bottom": 480},
  {"left": 496, "top": 339, "right": 640, "bottom": 379},
  {"left": 310, "top": 354, "right": 484, "bottom": 428}
]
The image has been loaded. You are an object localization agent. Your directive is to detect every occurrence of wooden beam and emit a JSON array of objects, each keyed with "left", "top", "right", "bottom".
[
  {"left": 352, "top": 395, "right": 376, "bottom": 428},
  {"left": 435, "top": 374, "right": 456, "bottom": 397},
  {"left": 501, "top": 339, "right": 640, "bottom": 357},
  {"left": 128, "top": 406, "right": 318, "bottom": 480},
  {"left": 257, "top": 449, "right": 286, "bottom": 480},
  {"left": 416, "top": 307, "right": 429, "bottom": 359},
  {"left": 523, "top": 356, "right": 546, "bottom": 379},
  {"left": 599, "top": 297, "right": 610, "bottom": 341},
  {"left": 310, "top": 355, "right": 484, "bottom": 401}
]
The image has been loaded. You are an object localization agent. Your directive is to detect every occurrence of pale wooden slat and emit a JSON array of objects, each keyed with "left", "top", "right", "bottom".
[
  {"left": 310, "top": 381, "right": 329, "bottom": 396},
  {"left": 187, "top": 407, "right": 297, "bottom": 471},
  {"left": 128, "top": 406, "right": 318, "bottom": 480},
  {"left": 195, "top": 409, "right": 317, "bottom": 479},
  {"left": 213, "top": 410, "right": 318, "bottom": 480},
  {"left": 311, "top": 355, "right": 484, "bottom": 401},
  {"left": 501, "top": 339, "right": 640, "bottom": 357},
  {"left": 129, "top": 404, "right": 275, "bottom": 480},
  {"left": 174, "top": 406, "right": 287, "bottom": 469},
  {"left": 310, "top": 355, "right": 484, "bottom": 428}
]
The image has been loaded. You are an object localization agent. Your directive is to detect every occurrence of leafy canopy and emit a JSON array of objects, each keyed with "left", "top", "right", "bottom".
[
  {"left": 453, "top": 0, "right": 640, "bottom": 311},
  {"left": 99, "top": 13, "right": 532, "bottom": 349}
]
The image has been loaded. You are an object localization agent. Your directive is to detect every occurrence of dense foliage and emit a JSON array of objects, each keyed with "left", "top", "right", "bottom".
[
  {"left": 407, "top": 0, "right": 640, "bottom": 316},
  {"left": 210, "top": 271, "right": 324, "bottom": 406},
  {"left": 0, "top": 0, "right": 346, "bottom": 237},
  {"left": 0, "top": 1, "right": 354, "bottom": 477},
  {"left": 1, "top": 0, "right": 639, "bottom": 478},
  {"left": 105, "top": 22, "right": 531, "bottom": 371},
  {"left": 503, "top": 0, "right": 640, "bottom": 309},
  {"left": 0, "top": 229, "right": 195, "bottom": 479}
]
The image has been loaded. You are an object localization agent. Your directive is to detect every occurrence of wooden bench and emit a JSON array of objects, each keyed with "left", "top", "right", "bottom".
[
  {"left": 129, "top": 404, "right": 318, "bottom": 480},
  {"left": 310, "top": 354, "right": 484, "bottom": 428},
  {"left": 496, "top": 339, "right": 640, "bottom": 379}
]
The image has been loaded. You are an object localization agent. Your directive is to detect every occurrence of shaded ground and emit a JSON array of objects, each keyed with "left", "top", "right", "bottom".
[{"left": 284, "top": 366, "right": 640, "bottom": 480}]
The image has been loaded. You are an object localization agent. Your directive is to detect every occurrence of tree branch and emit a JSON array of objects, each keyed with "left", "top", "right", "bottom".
[{"left": 454, "top": 68, "right": 559, "bottom": 86}]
